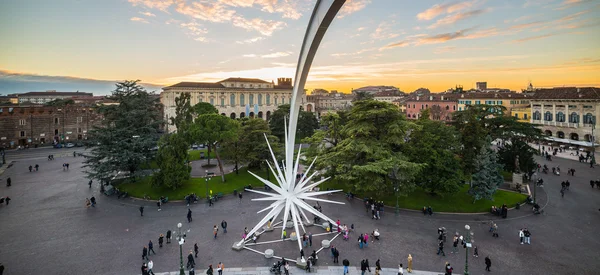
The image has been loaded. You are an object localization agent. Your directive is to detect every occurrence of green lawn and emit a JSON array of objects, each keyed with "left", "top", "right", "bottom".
[
  {"left": 321, "top": 181, "right": 527, "bottom": 213},
  {"left": 188, "top": 148, "right": 216, "bottom": 161},
  {"left": 116, "top": 167, "right": 275, "bottom": 200}
]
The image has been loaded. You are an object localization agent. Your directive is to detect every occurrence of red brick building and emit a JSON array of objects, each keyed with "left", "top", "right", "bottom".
[{"left": 0, "top": 104, "right": 102, "bottom": 148}]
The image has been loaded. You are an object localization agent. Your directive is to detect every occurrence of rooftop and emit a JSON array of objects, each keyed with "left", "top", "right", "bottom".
[
  {"left": 18, "top": 91, "right": 93, "bottom": 97},
  {"left": 218, "top": 77, "right": 270, "bottom": 84},
  {"left": 531, "top": 87, "right": 600, "bottom": 100}
]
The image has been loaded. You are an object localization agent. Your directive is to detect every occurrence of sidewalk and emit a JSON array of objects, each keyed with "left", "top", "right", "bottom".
[
  {"left": 529, "top": 142, "right": 599, "bottom": 163},
  {"left": 148, "top": 266, "right": 443, "bottom": 275}
]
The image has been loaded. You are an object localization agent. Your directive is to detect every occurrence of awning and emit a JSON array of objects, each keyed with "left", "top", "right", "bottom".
[{"left": 544, "top": 136, "right": 599, "bottom": 147}]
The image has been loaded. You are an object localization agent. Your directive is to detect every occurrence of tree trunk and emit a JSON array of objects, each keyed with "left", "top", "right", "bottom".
[
  {"left": 214, "top": 143, "right": 226, "bottom": 182},
  {"left": 207, "top": 144, "right": 211, "bottom": 165}
]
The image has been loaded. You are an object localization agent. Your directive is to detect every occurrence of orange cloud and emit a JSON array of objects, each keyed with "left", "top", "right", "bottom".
[
  {"left": 231, "top": 16, "right": 286, "bottom": 36},
  {"left": 130, "top": 17, "right": 149, "bottom": 23},
  {"left": 417, "top": 1, "right": 476, "bottom": 20},
  {"left": 128, "top": 0, "right": 174, "bottom": 11},
  {"left": 427, "top": 9, "right": 487, "bottom": 29},
  {"left": 337, "top": 0, "right": 372, "bottom": 18}
]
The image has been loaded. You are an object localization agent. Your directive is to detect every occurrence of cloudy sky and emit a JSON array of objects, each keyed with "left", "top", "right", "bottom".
[{"left": 0, "top": 0, "right": 599, "bottom": 95}]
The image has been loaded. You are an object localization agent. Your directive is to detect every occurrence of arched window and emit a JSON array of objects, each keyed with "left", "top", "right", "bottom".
[
  {"left": 583, "top": 113, "right": 595, "bottom": 124},
  {"left": 556, "top": 112, "right": 565, "bottom": 122},
  {"left": 230, "top": 94, "right": 235, "bottom": 106},
  {"left": 258, "top": 94, "right": 263, "bottom": 106},
  {"left": 249, "top": 94, "right": 254, "bottom": 105},
  {"left": 266, "top": 94, "right": 271, "bottom": 105},
  {"left": 533, "top": 111, "right": 541, "bottom": 120},
  {"left": 240, "top": 94, "right": 245, "bottom": 106},
  {"left": 544, "top": 111, "right": 552, "bottom": 121},
  {"left": 445, "top": 105, "right": 449, "bottom": 110},
  {"left": 569, "top": 112, "right": 579, "bottom": 123}
]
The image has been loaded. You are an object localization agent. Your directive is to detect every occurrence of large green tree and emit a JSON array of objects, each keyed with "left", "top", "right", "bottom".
[
  {"left": 170, "top": 92, "right": 193, "bottom": 136},
  {"left": 222, "top": 118, "right": 280, "bottom": 175},
  {"left": 469, "top": 137, "right": 504, "bottom": 202},
  {"left": 269, "top": 104, "right": 319, "bottom": 141},
  {"left": 152, "top": 133, "right": 190, "bottom": 189},
  {"left": 190, "top": 114, "right": 240, "bottom": 182},
  {"left": 403, "top": 110, "right": 463, "bottom": 195},
  {"left": 497, "top": 139, "right": 538, "bottom": 173},
  {"left": 352, "top": 91, "right": 373, "bottom": 101},
  {"left": 189, "top": 102, "right": 219, "bottom": 164},
  {"left": 84, "top": 80, "right": 163, "bottom": 187},
  {"left": 302, "top": 111, "right": 348, "bottom": 161},
  {"left": 313, "top": 100, "right": 421, "bottom": 197}
]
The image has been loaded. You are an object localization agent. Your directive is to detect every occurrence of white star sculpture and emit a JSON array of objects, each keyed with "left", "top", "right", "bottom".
[{"left": 238, "top": 120, "right": 344, "bottom": 253}]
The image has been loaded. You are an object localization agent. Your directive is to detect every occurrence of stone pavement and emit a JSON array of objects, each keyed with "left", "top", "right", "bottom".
[{"left": 149, "top": 266, "right": 442, "bottom": 275}]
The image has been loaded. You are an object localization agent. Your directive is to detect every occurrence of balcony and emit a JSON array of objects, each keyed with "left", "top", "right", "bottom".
[{"left": 540, "top": 121, "right": 580, "bottom": 128}]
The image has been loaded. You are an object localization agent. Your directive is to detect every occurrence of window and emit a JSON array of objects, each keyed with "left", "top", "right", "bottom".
[
  {"left": 54, "top": 129, "right": 59, "bottom": 135},
  {"left": 19, "top": 119, "right": 26, "bottom": 126},
  {"left": 475, "top": 101, "right": 481, "bottom": 105},
  {"left": 210, "top": 98, "right": 214, "bottom": 105},
  {"left": 258, "top": 94, "right": 263, "bottom": 106},
  {"left": 77, "top": 117, "right": 83, "bottom": 123},
  {"left": 282, "top": 97, "right": 285, "bottom": 104},
  {"left": 54, "top": 118, "right": 59, "bottom": 124},
  {"left": 569, "top": 112, "right": 579, "bottom": 123},
  {"left": 274, "top": 97, "right": 278, "bottom": 105},
  {"left": 445, "top": 105, "right": 449, "bottom": 110},
  {"left": 556, "top": 112, "right": 565, "bottom": 122},
  {"left": 249, "top": 94, "right": 254, "bottom": 105},
  {"left": 533, "top": 111, "right": 541, "bottom": 120},
  {"left": 78, "top": 128, "right": 82, "bottom": 133},
  {"left": 266, "top": 94, "right": 271, "bottom": 105},
  {"left": 230, "top": 94, "right": 235, "bottom": 106},
  {"left": 544, "top": 111, "right": 552, "bottom": 121},
  {"left": 459, "top": 107, "right": 462, "bottom": 111},
  {"left": 20, "top": 131, "right": 26, "bottom": 137},
  {"left": 497, "top": 101, "right": 502, "bottom": 105},
  {"left": 524, "top": 114, "right": 528, "bottom": 119},
  {"left": 453, "top": 106, "right": 456, "bottom": 111},
  {"left": 221, "top": 98, "right": 225, "bottom": 107},
  {"left": 514, "top": 113, "right": 519, "bottom": 118},
  {"left": 240, "top": 94, "right": 245, "bottom": 106},
  {"left": 583, "top": 113, "right": 595, "bottom": 124}
]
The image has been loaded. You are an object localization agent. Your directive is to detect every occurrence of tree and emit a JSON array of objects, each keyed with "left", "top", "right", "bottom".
[
  {"left": 152, "top": 133, "right": 190, "bottom": 189},
  {"left": 497, "top": 140, "right": 538, "bottom": 173},
  {"left": 469, "top": 137, "right": 504, "bottom": 202},
  {"left": 269, "top": 104, "right": 319, "bottom": 141},
  {"left": 352, "top": 91, "right": 373, "bottom": 102},
  {"left": 45, "top": 98, "right": 75, "bottom": 106},
  {"left": 84, "top": 80, "right": 163, "bottom": 186},
  {"left": 190, "top": 114, "right": 240, "bottom": 182},
  {"left": 302, "top": 111, "right": 348, "bottom": 161},
  {"left": 313, "top": 100, "right": 421, "bottom": 197},
  {"left": 192, "top": 102, "right": 218, "bottom": 116},
  {"left": 170, "top": 92, "right": 193, "bottom": 136},
  {"left": 403, "top": 110, "right": 463, "bottom": 195},
  {"left": 223, "top": 118, "right": 280, "bottom": 175}
]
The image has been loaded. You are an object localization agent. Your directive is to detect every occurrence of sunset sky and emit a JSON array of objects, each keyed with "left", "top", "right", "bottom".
[{"left": 1, "top": 0, "right": 599, "bottom": 95}]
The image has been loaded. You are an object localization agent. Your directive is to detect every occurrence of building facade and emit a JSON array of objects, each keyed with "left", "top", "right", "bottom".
[
  {"left": 373, "top": 91, "right": 405, "bottom": 104},
  {"left": 530, "top": 87, "right": 599, "bottom": 143},
  {"left": 161, "top": 78, "right": 309, "bottom": 131},
  {"left": 16, "top": 91, "right": 94, "bottom": 104},
  {"left": 511, "top": 107, "right": 531, "bottom": 123},
  {"left": 306, "top": 90, "right": 354, "bottom": 118},
  {"left": 456, "top": 92, "right": 531, "bottom": 113},
  {"left": 405, "top": 94, "right": 458, "bottom": 121},
  {"left": 352, "top": 85, "right": 402, "bottom": 95},
  {"left": 0, "top": 105, "right": 101, "bottom": 148}
]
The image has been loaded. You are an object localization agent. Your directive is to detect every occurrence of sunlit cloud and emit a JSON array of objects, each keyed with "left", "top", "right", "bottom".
[
  {"left": 219, "top": 0, "right": 308, "bottom": 20},
  {"left": 337, "top": 0, "right": 372, "bottom": 18},
  {"left": 261, "top": 51, "right": 292, "bottom": 58},
  {"left": 331, "top": 47, "right": 378, "bottom": 57},
  {"left": 379, "top": 41, "right": 410, "bottom": 51},
  {"left": 554, "top": 0, "right": 592, "bottom": 10},
  {"left": 427, "top": 9, "right": 487, "bottom": 29},
  {"left": 130, "top": 17, "right": 149, "bottom": 23},
  {"left": 139, "top": 11, "right": 156, "bottom": 17},
  {"left": 232, "top": 16, "right": 286, "bottom": 36},
  {"left": 128, "top": 0, "right": 174, "bottom": 12},
  {"left": 417, "top": 1, "right": 476, "bottom": 20},
  {"left": 236, "top": 36, "right": 265, "bottom": 44},
  {"left": 371, "top": 21, "right": 401, "bottom": 40}
]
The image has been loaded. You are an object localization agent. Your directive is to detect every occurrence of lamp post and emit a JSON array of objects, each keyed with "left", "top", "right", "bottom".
[
  {"left": 205, "top": 170, "right": 214, "bottom": 200},
  {"left": 388, "top": 165, "right": 401, "bottom": 216},
  {"left": 464, "top": 224, "right": 473, "bottom": 275},
  {"left": 177, "top": 222, "right": 185, "bottom": 275},
  {"left": 532, "top": 172, "right": 538, "bottom": 204}
]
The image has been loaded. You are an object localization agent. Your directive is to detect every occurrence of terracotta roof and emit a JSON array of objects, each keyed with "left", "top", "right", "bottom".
[
  {"left": 456, "top": 92, "right": 529, "bottom": 99},
  {"left": 406, "top": 94, "right": 458, "bottom": 102},
  {"left": 531, "top": 87, "right": 600, "bottom": 100},
  {"left": 374, "top": 91, "right": 402, "bottom": 97},
  {"left": 19, "top": 91, "right": 93, "bottom": 97},
  {"left": 218, "top": 77, "right": 270, "bottom": 84},
  {"left": 165, "top": 82, "right": 225, "bottom": 89}
]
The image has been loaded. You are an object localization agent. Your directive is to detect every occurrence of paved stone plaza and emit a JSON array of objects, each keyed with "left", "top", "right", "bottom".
[{"left": 0, "top": 151, "right": 599, "bottom": 275}]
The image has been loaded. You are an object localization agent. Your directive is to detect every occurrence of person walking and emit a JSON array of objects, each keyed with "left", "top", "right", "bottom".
[
  {"left": 88, "top": 180, "right": 92, "bottom": 188},
  {"left": 407, "top": 254, "right": 413, "bottom": 273},
  {"left": 217, "top": 262, "right": 224, "bottom": 275},
  {"left": 473, "top": 245, "right": 479, "bottom": 257},
  {"left": 398, "top": 264, "right": 404, "bottom": 275},
  {"left": 213, "top": 225, "right": 219, "bottom": 239},
  {"left": 6, "top": 177, "right": 11, "bottom": 187},
  {"left": 4, "top": 197, "right": 10, "bottom": 205},
  {"left": 524, "top": 228, "right": 531, "bottom": 244},
  {"left": 333, "top": 247, "right": 339, "bottom": 263},
  {"left": 187, "top": 209, "right": 192, "bottom": 223},
  {"left": 148, "top": 240, "right": 156, "bottom": 255},
  {"left": 158, "top": 234, "right": 164, "bottom": 248},
  {"left": 90, "top": 196, "right": 96, "bottom": 207},
  {"left": 375, "top": 259, "right": 381, "bottom": 275},
  {"left": 492, "top": 223, "right": 499, "bottom": 238},
  {"left": 35, "top": 164, "right": 39, "bottom": 171},
  {"left": 142, "top": 246, "right": 149, "bottom": 261},
  {"left": 358, "top": 234, "right": 364, "bottom": 249},
  {"left": 363, "top": 233, "right": 369, "bottom": 247},
  {"left": 147, "top": 260, "right": 155, "bottom": 275},
  {"left": 519, "top": 229, "right": 524, "bottom": 244},
  {"left": 139, "top": 206, "right": 144, "bottom": 217},
  {"left": 309, "top": 232, "right": 313, "bottom": 246},
  {"left": 157, "top": 200, "right": 161, "bottom": 211},
  {"left": 238, "top": 192, "right": 243, "bottom": 202},
  {"left": 194, "top": 243, "right": 199, "bottom": 258},
  {"left": 452, "top": 235, "right": 458, "bottom": 253},
  {"left": 29, "top": 165, "right": 33, "bottom": 172},
  {"left": 141, "top": 263, "right": 149, "bottom": 275},
  {"left": 85, "top": 198, "right": 91, "bottom": 208},
  {"left": 437, "top": 240, "right": 446, "bottom": 256},
  {"left": 284, "top": 261, "right": 290, "bottom": 275},
  {"left": 166, "top": 230, "right": 172, "bottom": 244},
  {"left": 343, "top": 259, "right": 350, "bottom": 275},
  {"left": 485, "top": 256, "right": 492, "bottom": 271},
  {"left": 444, "top": 262, "right": 453, "bottom": 275},
  {"left": 186, "top": 251, "right": 195, "bottom": 269},
  {"left": 221, "top": 220, "right": 228, "bottom": 233},
  {"left": 207, "top": 265, "right": 214, "bottom": 275},
  {"left": 360, "top": 259, "right": 367, "bottom": 275}
]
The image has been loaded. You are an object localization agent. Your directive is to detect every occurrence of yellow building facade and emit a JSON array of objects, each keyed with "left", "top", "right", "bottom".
[{"left": 511, "top": 107, "right": 531, "bottom": 123}]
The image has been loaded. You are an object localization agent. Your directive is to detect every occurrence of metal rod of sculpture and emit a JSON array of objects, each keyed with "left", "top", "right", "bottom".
[{"left": 236, "top": 0, "right": 347, "bottom": 257}]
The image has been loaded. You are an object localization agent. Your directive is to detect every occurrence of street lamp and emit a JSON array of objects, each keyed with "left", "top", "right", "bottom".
[
  {"left": 532, "top": 172, "right": 538, "bottom": 204},
  {"left": 463, "top": 224, "right": 473, "bottom": 275},
  {"left": 177, "top": 222, "right": 185, "bottom": 275},
  {"left": 205, "top": 170, "right": 213, "bottom": 200}
]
